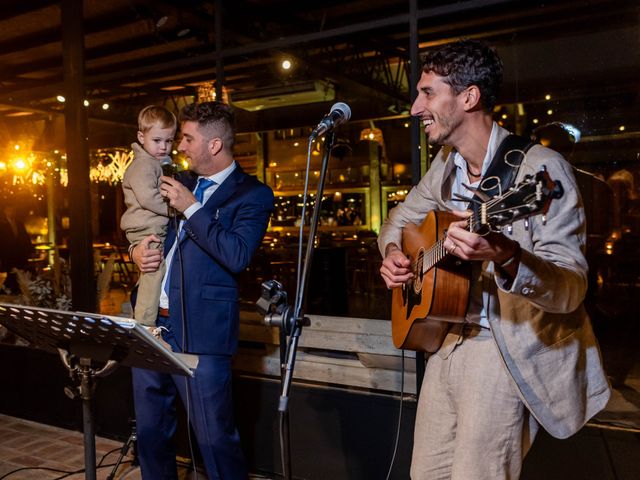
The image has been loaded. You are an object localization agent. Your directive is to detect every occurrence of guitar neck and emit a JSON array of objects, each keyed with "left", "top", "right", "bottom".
[
  {"left": 419, "top": 213, "right": 477, "bottom": 273},
  {"left": 420, "top": 236, "right": 448, "bottom": 274}
]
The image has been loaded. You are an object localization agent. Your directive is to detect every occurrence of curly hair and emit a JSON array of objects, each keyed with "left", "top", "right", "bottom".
[
  {"left": 180, "top": 101, "right": 236, "bottom": 151},
  {"left": 422, "top": 39, "right": 503, "bottom": 112}
]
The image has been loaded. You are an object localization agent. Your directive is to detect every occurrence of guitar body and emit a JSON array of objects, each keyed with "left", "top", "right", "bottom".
[{"left": 391, "top": 211, "right": 471, "bottom": 352}]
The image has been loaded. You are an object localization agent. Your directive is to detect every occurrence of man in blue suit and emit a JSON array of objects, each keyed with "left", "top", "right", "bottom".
[{"left": 130, "top": 101, "right": 274, "bottom": 479}]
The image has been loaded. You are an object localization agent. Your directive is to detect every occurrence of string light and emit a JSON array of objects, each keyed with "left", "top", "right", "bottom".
[
  {"left": 0, "top": 145, "right": 140, "bottom": 199},
  {"left": 89, "top": 149, "right": 133, "bottom": 184}
]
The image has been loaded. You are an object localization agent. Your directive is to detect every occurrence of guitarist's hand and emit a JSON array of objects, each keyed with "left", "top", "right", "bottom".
[
  {"left": 445, "top": 210, "right": 521, "bottom": 276},
  {"left": 380, "top": 245, "right": 414, "bottom": 289}
]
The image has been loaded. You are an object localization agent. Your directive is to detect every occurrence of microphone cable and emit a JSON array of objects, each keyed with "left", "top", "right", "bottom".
[
  {"left": 173, "top": 197, "right": 201, "bottom": 480},
  {"left": 294, "top": 140, "right": 315, "bottom": 305}
]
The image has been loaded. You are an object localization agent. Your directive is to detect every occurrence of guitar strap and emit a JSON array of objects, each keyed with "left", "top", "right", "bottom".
[{"left": 470, "top": 134, "right": 536, "bottom": 205}]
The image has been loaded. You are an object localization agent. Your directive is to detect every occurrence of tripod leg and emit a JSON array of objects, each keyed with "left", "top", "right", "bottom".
[{"left": 106, "top": 428, "right": 137, "bottom": 480}]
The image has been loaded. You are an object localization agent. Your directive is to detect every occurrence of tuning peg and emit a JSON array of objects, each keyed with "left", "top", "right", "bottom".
[
  {"left": 507, "top": 225, "right": 513, "bottom": 235},
  {"left": 542, "top": 214, "right": 547, "bottom": 225},
  {"left": 524, "top": 219, "right": 530, "bottom": 230}
]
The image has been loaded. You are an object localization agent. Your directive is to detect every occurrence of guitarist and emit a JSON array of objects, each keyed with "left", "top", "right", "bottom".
[{"left": 378, "top": 39, "right": 610, "bottom": 480}]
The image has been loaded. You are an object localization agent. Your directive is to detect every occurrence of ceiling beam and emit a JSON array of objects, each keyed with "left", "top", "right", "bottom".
[
  {"left": 48, "top": 0, "right": 517, "bottom": 87},
  {"left": 0, "top": 0, "right": 59, "bottom": 22}
]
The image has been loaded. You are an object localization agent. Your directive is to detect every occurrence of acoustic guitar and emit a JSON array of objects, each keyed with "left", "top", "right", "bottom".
[{"left": 391, "top": 168, "right": 564, "bottom": 352}]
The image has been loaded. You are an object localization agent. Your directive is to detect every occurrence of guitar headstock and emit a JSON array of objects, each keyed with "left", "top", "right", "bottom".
[{"left": 472, "top": 167, "right": 564, "bottom": 232}]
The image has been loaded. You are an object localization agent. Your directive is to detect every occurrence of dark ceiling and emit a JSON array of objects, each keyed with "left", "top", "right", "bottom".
[{"left": 0, "top": 0, "right": 638, "bottom": 148}]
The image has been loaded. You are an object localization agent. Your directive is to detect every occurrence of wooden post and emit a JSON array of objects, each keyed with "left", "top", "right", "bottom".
[
  {"left": 255, "top": 133, "right": 266, "bottom": 183},
  {"left": 46, "top": 174, "right": 56, "bottom": 267},
  {"left": 215, "top": 0, "right": 224, "bottom": 101},
  {"left": 368, "top": 141, "right": 382, "bottom": 233},
  {"left": 62, "top": 0, "right": 96, "bottom": 312}
]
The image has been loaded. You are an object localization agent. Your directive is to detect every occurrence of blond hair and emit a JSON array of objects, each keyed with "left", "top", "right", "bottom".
[{"left": 137, "top": 105, "right": 177, "bottom": 133}]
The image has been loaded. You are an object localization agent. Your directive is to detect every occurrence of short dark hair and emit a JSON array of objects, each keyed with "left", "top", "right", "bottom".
[
  {"left": 180, "top": 101, "right": 236, "bottom": 151},
  {"left": 421, "top": 39, "right": 503, "bottom": 111}
]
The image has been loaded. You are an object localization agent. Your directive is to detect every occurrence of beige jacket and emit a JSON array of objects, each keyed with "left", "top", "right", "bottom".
[
  {"left": 378, "top": 126, "right": 610, "bottom": 439},
  {"left": 120, "top": 143, "right": 170, "bottom": 243}
]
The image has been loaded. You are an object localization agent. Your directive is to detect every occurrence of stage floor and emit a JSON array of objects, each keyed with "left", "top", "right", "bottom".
[{"left": 0, "top": 414, "right": 271, "bottom": 480}]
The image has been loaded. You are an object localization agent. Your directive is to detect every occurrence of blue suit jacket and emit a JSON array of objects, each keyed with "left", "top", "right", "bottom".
[{"left": 163, "top": 166, "right": 274, "bottom": 355}]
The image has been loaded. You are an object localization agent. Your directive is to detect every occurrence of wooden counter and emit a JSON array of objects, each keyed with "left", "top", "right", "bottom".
[{"left": 235, "top": 311, "right": 417, "bottom": 394}]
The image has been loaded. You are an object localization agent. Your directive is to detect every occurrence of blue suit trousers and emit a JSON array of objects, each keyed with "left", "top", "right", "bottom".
[{"left": 132, "top": 351, "right": 247, "bottom": 479}]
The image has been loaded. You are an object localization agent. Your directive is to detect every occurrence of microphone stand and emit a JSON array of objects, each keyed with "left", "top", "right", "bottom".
[
  {"left": 258, "top": 131, "right": 335, "bottom": 480},
  {"left": 282, "top": 130, "right": 335, "bottom": 401}
]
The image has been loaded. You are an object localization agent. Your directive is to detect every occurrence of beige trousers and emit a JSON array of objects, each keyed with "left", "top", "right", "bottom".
[
  {"left": 411, "top": 326, "right": 538, "bottom": 480},
  {"left": 133, "top": 259, "right": 165, "bottom": 326}
]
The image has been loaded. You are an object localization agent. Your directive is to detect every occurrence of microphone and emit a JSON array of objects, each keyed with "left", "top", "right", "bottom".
[
  {"left": 159, "top": 156, "right": 177, "bottom": 217},
  {"left": 309, "top": 102, "right": 351, "bottom": 140},
  {"left": 160, "top": 156, "right": 177, "bottom": 178}
]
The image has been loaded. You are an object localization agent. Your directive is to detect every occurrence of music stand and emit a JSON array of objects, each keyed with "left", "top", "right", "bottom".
[{"left": 0, "top": 303, "right": 198, "bottom": 480}]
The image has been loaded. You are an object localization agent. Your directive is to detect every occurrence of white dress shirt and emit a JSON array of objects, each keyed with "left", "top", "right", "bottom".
[{"left": 449, "top": 123, "right": 501, "bottom": 328}]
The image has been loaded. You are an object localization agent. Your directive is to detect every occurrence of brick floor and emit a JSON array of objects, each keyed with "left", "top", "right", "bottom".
[
  {"left": 0, "top": 413, "right": 141, "bottom": 479},
  {"left": 0, "top": 414, "right": 274, "bottom": 479}
]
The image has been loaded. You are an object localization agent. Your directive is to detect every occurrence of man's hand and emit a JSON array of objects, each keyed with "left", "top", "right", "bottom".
[
  {"left": 131, "top": 235, "right": 163, "bottom": 273},
  {"left": 443, "top": 210, "right": 521, "bottom": 275},
  {"left": 160, "top": 175, "right": 197, "bottom": 214},
  {"left": 380, "top": 244, "right": 414, "bottom": 289}
]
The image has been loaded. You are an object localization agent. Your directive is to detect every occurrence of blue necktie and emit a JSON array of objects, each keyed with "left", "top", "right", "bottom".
[
  {"left": 179, "top": 178, "right": 214, "bottom": 241},
  {"left": 164, "top": 177, "right": 215, "bottom": 299},
  {"left": 194, "top": 177, "right": 215, "bottom": 204}
]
